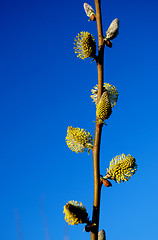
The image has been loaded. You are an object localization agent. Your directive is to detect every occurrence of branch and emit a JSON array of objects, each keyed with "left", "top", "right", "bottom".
[{"left": 91, "top": 1, "right": 104, "bottom": 240}]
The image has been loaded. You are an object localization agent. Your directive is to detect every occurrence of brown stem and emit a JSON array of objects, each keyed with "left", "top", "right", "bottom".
[{"left": 91, "top": 1, "right": 104, "bottom": 240}]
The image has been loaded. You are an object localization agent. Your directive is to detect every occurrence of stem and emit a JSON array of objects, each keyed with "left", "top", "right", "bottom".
[{"left": 91, "top": 1, "right": 104, "bottom": 240}]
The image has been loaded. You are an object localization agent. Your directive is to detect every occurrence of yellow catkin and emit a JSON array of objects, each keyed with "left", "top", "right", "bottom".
[
  {"left": 65, "top": 126, "right": 93, "bottom": 153},
  {"left": 96, "top": 91, "right": 112, "bottom": 123},
  {"left": 105, "top": 154, "right": 137, "bottom": 183},
  {"left": 91, "top": 82, "right": 118, "bottom": 107},
  {"left": 74, "top": 32, "right": 96, "bottom": 60},
  {"left": 63, "top": 200, "right": 88, "bottom": 225}
]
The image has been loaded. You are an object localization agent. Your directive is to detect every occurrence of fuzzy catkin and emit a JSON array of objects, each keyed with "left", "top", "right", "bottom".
[{"left": 96, "top": 91, "right": 112, "bottom": 123}]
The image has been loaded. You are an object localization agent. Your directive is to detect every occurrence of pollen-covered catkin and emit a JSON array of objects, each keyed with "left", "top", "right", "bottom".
[
  {"left": 104, "top": 154, "right": 137, "bottom": 183},
  {"left": 63, "top": 201, "right": 88, "bottom": 225},
  {"left": 91, "top": 82, "right": 118, "bottom": 107},
  {"left": 65, "top": 126, "right": 93, "bottom": 153},
  {"left": 74, "top": 32, "right": 96, "bottom": 60}
]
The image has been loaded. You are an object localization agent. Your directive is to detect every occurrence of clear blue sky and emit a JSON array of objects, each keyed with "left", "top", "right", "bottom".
[{"left": 0, "top": 0, "right": 158, "bottom": 240}]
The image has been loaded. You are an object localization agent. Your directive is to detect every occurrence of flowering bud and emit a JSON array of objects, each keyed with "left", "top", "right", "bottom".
[
  {"left": 106, "top": 18, "right": 119, "bottom": 40},
  {"left": 96, "top": 91, "right": 112, "bottom": 123}
]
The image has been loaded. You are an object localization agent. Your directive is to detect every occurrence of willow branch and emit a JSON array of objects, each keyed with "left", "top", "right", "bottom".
[{"left": 91, "top": 1, "right": 104, "bottom": 240}]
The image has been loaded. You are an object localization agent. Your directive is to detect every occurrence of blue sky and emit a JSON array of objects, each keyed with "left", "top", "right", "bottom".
[{"left": 0, "top": 0, "right": 158, "bottom": 240}]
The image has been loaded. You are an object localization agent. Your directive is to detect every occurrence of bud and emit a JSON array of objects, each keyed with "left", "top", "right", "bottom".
[
  {"left": 105, "top": 39, "right": 112, "bottom": 48},
  {"left": 106, "top": 18, "right": 119, "bottom": 40},
  {"left": 90, "top": 14, "right": 96, "bottom": 21},
  {"left": 98, "top": 230, "right": 106, "bottom": 240},
  {"left": 85, "top": 223, "right": 97, "bottom": 232},
  {"left": 96, "top": 91, "right": 112, "bottom": 123},
  {"left": 102, "top": 179, "right": 112, "bottom": 187},
  {"left": 84, "top": 222, "right": 97, "bottom": 233},
  {"left": 83, "top": 3, "right": 96, "bottom": 21},
  {"left": 85, "top": 224, "right": 92, "bottom": 232}
]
